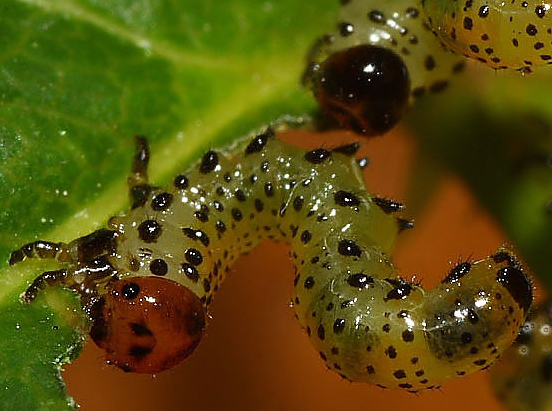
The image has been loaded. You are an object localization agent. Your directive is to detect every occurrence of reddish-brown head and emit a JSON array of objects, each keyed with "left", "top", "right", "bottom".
[{"left": 90, "top": 276, "right": 205, "bottom": 373}]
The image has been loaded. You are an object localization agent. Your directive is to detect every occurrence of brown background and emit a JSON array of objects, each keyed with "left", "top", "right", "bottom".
[{"left": 64, "top": 128, "right": 526, "bottom": 410}]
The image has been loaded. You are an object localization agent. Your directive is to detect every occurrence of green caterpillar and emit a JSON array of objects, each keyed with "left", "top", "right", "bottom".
[
  {"left": 10, "top": 129, "right": 533, "bottom": 392},
  {"left": 304, "top": 0, "right": 552, "bottom": 135}
]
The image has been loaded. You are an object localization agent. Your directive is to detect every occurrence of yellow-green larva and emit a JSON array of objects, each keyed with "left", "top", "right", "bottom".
[
  {"left": 491, "top": 302, "right": 552, "bottom": 411},
  {"left": 10, "top": 129, "right": 533, "bottom": 391},
  {"left": 423, "top": 0, "right": 552, "bottom": 72}
]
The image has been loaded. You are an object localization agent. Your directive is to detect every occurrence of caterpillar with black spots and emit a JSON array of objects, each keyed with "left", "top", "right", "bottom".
[
  {"left": 303, "top": 0, "right": 552, "bottom": 135},
  {"left": 9, "top": 128, "right": 533, "bottom": 392},
  {"left": 490, "top": 302, "right": 552, "bottom": 411}
]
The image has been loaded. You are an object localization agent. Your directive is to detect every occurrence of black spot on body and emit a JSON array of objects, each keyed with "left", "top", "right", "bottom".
[
  {"left": 235, "top": 189, "right": 246, "bottom": 202},
  {"left": 368, "top": 10, "right": 384, "bottom": 22},
  {"left": 373, "top": 197, "right": 403, "bottom": 213},
  {"left": 173, "top": 174, "right": 189, "bottom": 189},
  {"left": 463, "top": 17, "right": 473, "bottom": 30},
  {"left": 215, "top": 220, "right": 226, "bottom": 233},
  {"left": 394, "top": 370, "right": 407, "bottom": 379},
  {"left": 335, "top": 191, "right": 361, "bottom": 207},
  {"left": 293, "top": 196, "right": 304, "bottom": 211},
  {"left": 347, "top": 273, "right": 374, "bottom": 289},
  {"left": 194, "top": 211, "right": 208, "bottom": 222},
  {"left": 182, "top": 263, "right": 199, "bottom": 282},
  {"left": 301, "top": 230, "right": 312, "bottom": 244},
  {"left": 264, "top": 182, "right": 275, "bottom": 197},
  {"left": 338, "top": 239, "right": 362, "bottom": 257},
  {"left": 536, "top": 5, "right": 546, "bottom": 18},
  {"left": 183, "top": 228, "right": 210, "bottom": 247},
  {"left": 305, "top": 149, "right": 331, "bottom": 164},
  {"left": 442, "top": 262, "right": 471, "bottom": 283},
  {"left": 339, "top": 22, "right": 354, "bottom": 36},
  {"left": 424, "top": 56, "right": 436, "bottom": 70},
  {"left": 333, "top": 318, "right": 346, "bottom": 334},
  {"left": 138, "top": 220, "right": 161, "bottom": 243},
  {"left": 185, "top": 248, "right": 203, "bottom": 266},
  {"left": 151, "top": 192, "right": 173, "bottom": 211},
  {"left": 384, "top": 278, "right": 413, "bottom": 300},
  {"left": 478, "top": 5, "right": 489, "bottom": 17},
  {"left": 526, "top": 24, "right": 538, "bottom": 36},
  {"left": 150, "top": 259, "right": 168, "bottom": 276},
  {"left": 406, "top": 7, "right": 419, "bottom": 18},
  {"left": 402, "top": 330, "right": 414, "bottom": 342},
  {"left": 386, "top": 345, "right": 397, "bottom": 358},
  {"left": 199, "top": 151, "right": 219, "bottom": 174},
  {"left": 245, "top": 130, "right": 272, "bottom": 155},
  {"left": 317, "top": 325, "right": 326, "bottom": 340},
  {"left": 304, "top": 276, "right": 315, "bottom": 289},
  {"left": 231, "top": 208, "right": 243, "bottom": 221}
]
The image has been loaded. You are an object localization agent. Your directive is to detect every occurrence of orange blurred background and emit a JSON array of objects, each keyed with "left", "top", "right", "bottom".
[{"left": 63, "top": 127, "right": 524, "bottom": 411}]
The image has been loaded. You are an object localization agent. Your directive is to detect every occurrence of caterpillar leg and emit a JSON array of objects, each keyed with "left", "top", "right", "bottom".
[
  {"left": 9, "top": 240, "right": 69, "bottom": 266},
  {"left": 10, "top": 229, "right": 118, "bottom": 304}
]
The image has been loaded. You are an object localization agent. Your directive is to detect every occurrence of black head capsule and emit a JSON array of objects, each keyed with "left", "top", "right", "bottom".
[{"left": 312, "top": 45, "right": 410, "bottom": 136}]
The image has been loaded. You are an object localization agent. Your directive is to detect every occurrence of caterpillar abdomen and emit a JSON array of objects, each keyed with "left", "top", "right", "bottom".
[{"left": 10, "top": 130, "right": 532, "bottom": 391}]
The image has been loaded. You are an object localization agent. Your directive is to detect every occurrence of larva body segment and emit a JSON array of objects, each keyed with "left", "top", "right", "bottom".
[
  {"left": 423, "top": 0, "right": 552, "bottom": 71},
  {"left": 10, "top": 131, "right": 532, "bottom": 390}
]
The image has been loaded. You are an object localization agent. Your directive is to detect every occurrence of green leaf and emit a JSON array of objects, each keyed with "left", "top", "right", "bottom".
[{"left": 0, "top": 0, "right": 337, "bottom": 408}]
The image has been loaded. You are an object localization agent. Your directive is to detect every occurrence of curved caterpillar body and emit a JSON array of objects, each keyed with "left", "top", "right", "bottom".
[
  {"left": 10, "top": 130, "right": 533, "bottom": 391},
  {"left": 304, "top": 0, "right": 552, "bottom": 135},
  {"left": 491, "top": 302, "right": 552, "bottom": 411}
]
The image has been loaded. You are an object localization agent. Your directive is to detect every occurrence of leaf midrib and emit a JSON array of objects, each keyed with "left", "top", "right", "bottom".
[{"left": 17, "top": 0, "right": 256, "bottom": 70}]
